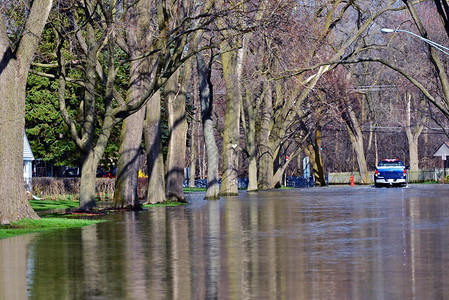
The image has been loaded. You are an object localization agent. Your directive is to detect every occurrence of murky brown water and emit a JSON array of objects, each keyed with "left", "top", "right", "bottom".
[{"left": 1, "top": 184, "right": 449, "bottom": 299}]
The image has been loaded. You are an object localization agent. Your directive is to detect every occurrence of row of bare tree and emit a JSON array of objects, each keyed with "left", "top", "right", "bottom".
[{"left": 1, "top": 0, "right": 449, "bottom": 223}]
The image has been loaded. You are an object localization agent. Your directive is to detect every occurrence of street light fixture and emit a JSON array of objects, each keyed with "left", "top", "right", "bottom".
[
  {"left": 381, "top": 27, "right": 449, "bottom": 56},
  {"left": 380, "top": 28, "right": 395, "bottom": 34}
]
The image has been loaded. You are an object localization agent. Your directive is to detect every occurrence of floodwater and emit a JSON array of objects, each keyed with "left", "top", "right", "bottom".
[{"left": 1, "top": 185, "right": 449, "bottom": 299}]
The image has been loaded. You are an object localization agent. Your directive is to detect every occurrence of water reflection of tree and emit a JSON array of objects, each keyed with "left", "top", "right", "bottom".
[
  {"left": 17, "top": 188, "right": 449, "bottom": 298},
  {"left": 0, "top": 234, "right": 36, "bottom": 299},
  {"left": 123, "top": 212, "right": 149, "bottom": 298}
]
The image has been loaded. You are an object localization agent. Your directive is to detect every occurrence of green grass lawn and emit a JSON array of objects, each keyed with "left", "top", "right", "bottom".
[
  {"left": 0, "top": 218, "right": 105, "bottom": 239},
  {"left": 30, "top": 199, "right": 80, "bottom": 211},
  {"left": 142, "top": 202, "right": 187, "bottom": 208},
  {"left": 183, "top": 187, "right": 206, "bottom": 192},
  {"left": 31, "top": 198, "right": 189, "bottom": 210},
  {"left": 0, "top": 199, "right": 106, "bottom": 239}
]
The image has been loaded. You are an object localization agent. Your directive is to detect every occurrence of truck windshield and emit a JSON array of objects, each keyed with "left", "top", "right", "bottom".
[{"left": 378, "top": 161, "right": 404, "bottom": 167}]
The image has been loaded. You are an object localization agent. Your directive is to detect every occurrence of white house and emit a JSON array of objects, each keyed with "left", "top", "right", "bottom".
[{"left": 23, "top": 133, "right": 34, "bottom": 191}]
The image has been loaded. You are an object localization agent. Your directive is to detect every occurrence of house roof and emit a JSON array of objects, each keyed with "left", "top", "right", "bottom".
[{"left": 23, "top": 133, "right": 34, "bottom": 161}]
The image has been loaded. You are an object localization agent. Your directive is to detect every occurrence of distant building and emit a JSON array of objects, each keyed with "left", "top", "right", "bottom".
[{"left": 23, "top": 133, "right": 34, "bottom": 191}]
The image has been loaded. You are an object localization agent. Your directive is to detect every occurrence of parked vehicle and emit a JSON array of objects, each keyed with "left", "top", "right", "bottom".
[
  {"left": 374, "top": 159, "right": 409, "bottom": 187},
  {"left": 63, "top": 167, "right": 80, "bottom": 177},
  {"left": 96, "top": 165, "right": 116, "bottom": 178},
  {"left": 96, "top": 167, "right": 108, "bottom": 178}
]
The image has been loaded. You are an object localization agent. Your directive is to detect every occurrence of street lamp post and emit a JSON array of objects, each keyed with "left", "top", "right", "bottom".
[{"left": 381, "top": 28, "right": 449, "bottom": 56}]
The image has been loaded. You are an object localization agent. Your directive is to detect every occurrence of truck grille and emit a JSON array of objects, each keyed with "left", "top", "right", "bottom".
[{"left": 379, "top": 171, "right": 403, "bottom": 179}]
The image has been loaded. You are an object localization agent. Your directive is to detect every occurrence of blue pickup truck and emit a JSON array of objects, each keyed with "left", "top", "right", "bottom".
[{"left": 374, "top": 159, "right": 409, "bottom": 187}]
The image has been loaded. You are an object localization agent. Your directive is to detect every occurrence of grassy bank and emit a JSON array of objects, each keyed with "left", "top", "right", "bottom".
[
  {"left": 2, "top": 189, "right": 201, "bottom": 240},
  {"left": 30, "top": 199, "right": 79, "bottom": 211},
  {"left": 184, "top": 187, "right": 206, "bottom": 192},
  {"left": 0, "top": 218, "right": 105, "bottom": 239},
  {"left": 0, "top": 198, "right": 189, "bottom": 239},
  {"left": 0, "top": 199, "right": 106, "bottom": 239},
  {"left": 30, "top": 199, "right": 187, "bottom": 210},
  {"left": 142, "top": 202, "right": 186, "bottom": 208}
]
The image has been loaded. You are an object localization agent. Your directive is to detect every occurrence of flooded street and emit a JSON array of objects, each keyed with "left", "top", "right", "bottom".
[{"left": 2, "top": 184, "right": 449, "bottom": 299}]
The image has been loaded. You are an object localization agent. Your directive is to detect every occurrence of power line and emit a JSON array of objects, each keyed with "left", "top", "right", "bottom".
[
  {"left": 349, "top": 85, "right": 396, "bottom": 92},
  {"left": 322, "top": 125, "right": 449, "bottom": 134}
]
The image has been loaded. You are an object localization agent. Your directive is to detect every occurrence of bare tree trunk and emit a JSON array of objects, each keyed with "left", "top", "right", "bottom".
[
  {"left": 408, "top": 135, "right": 420, "bottom": 172},
  {"left": 78, "top": 151, "right": 99, "bottom": 211},
  {"left": 77, "top": 118, "right": 115, "bottom": 212},
  {"left": 341, "top": 99, "right": 370, "bottom": 184},
  {"left": 297, "top": 153, "right": 302, "bottom": 176},
  {"left": 0, "top": 74, "right": 39, "bottom": 223},
  {"left": 0, "top": 0, "right": 52, "bottom": 223},
  {"left": 220, "top": 44, "right": 244, "bottom": 196},
  {"left": 367, "top": 121, "right": 374, "bottom": 151},
  {"left": 113, "top": 107, "right": 145, "bottom": 209},
  {"left": 348, "top": 130, "right": 370, "bottom": 184},
  {"left": 305, "top": 128, "right": 327, "bottom": 186},
  {"left": 144, "top": 91, "right": 166, "bottom": 204},
  {"left": 165, "top": 59, "right": 192, "bottom": 202},
  {"left": 113, "top": 0, "right": 152, "bottom": 209},
  {"left": 77, "top": 23, "right": 103, "bottom": 211},
  {"left": 246, "top": 140, "right": 258, "bottom": 192},
  {"left": 189, "top": 120, "right": 198, "bottom": 189},
  {"left": 202, "top": 144, "right": 207, "bottom": 180},
  {"left": 242, "top": 82, "right": 261, "bottom": 192},
  {"left": 197, "top": 50, "right": 220, "bottom": 199},
  {"left": 221, "top": 141, "right": 239, "bottom": 194},
  {"left": 189, "top": 70, "right": 200, "bottom": 188},
  {"left": 258, "top": 84, "right": 273, "bottom": 190},
  {"left": 404, "top": 93, "right": 425, "bottom": 177}
]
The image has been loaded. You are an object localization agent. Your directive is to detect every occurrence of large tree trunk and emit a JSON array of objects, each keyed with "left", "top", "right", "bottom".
[
  {"left": 189, "top": 118, "right": 198, "bottom": 189},
  {"left": 404, "top": 93, "right": 425, "bottom": 181},
  {"left": 348, "top": 131, "right": 370, "bottom": 184},
  {"left": 78, "top": 151, "right": 99, "bottom": 211},
  {"left": 165, "top": 60, "right": 192, "bottom": 203},
  {"left": 190, "top": 3, "right": 220, "bottom": 199},
  {"left": 144, "top": 91, "right": 166, "bottom": 204},
  {"left": 408, "top": 134, "right": 420, "bottom": 177},
  {"left": 247, "top": 149, "right": 258, "bottom": 192},
  {"left": 76, "top": 23, "right": 100, "bottom": 211},
  {"left": 408, "top": 137, "right": 420, "bottom": 172},
  {"left": 242, "top": 84, "right": 259, "bottom": 192},
  {"left": 113, "top": 0, "right": 152, "bottom": 209},
  {"left": 189, "top": 72, "right": 200, "bottom": 189},
  {"left": 341, "top": 99, "right": 370, "bottom": 184},
  {"left": 113, "top": 107, "right": 145, "bottom": 209},
  {"left": 0, "top": 0, "right": 53, "bottom": 224},
  {"left": 0, "top": 73, "right": 39, "bottom": 223},
  {"left": 220, "top": 45, "right": 244, "bottom": 196},
  {"left": 203, "top": 118, "right": 220, "bottom": 199},
  {"left": 77, "top": 115, "right": 115, "bottom": 211},
  {"left": 305, "top": 128, "right": 327, "bottom": 186},
  {"left": 197, "top": 50, "right": 220, "bottom": 200},
  {"left": 257, "top": 84, "right": 273, "bottom": 190}
]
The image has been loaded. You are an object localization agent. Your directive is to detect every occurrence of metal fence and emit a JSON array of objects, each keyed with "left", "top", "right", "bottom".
[
  {"left": 327, "top": 169, "right": 448, "bottom": 185},
  {"left": 183, "top": 177, "right": 311, "bottom": 189}
]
